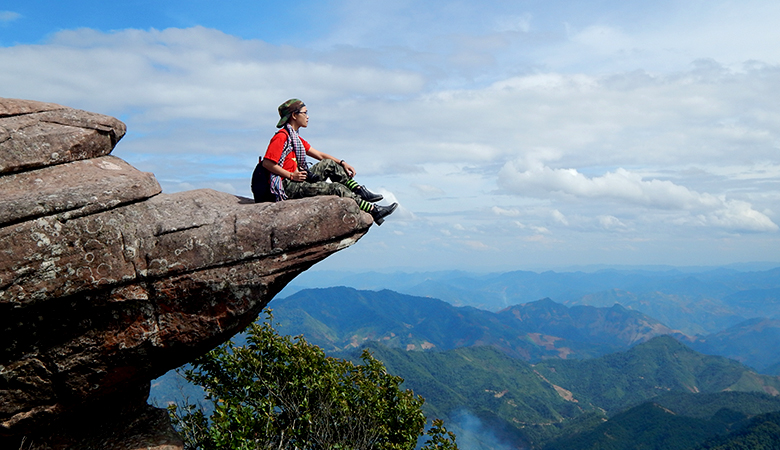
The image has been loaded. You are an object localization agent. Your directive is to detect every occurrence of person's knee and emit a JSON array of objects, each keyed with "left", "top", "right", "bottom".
[
  {"left": 311, "top": 159, "right": 346, "bottom": 181},
  {"left": 311, "top": 159, "right": 338, "bottom": 175},
  {"left": 319, "top": 159, "right": 338, "bottom": 170}
]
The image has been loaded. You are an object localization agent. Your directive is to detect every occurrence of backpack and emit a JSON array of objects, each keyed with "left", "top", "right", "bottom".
[
  {"left": 252, "top": 129, "right": 290, "bottom": 203},
  {"left": 251, "top": 158, "right": 276, "bottom": 203}
]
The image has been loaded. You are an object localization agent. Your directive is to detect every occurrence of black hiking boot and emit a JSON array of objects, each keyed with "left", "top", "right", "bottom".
[
  {"left": 354, "top": 185, "right": 383, "bottom": 202},
  {"left": 370, "top": 203, "right": 398, "bottom": 226}
]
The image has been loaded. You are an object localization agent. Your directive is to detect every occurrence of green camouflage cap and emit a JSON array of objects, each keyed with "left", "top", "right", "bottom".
[{"left": 276, "top": 98, "right": 305, "bottom": 128}]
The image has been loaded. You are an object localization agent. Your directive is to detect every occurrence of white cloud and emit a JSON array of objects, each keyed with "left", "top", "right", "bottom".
[
  {"left": 492, "top": 206, "right": 520, "bottom": 217},
  {"left": 463, "top": 240, "right": 490, "bottom": 250},
  {"left": 412, "top": 183, "right": 445, "bottom": 197},
  {"left": 0, "top": 27, "right": 424, "bottom": 125},
  {"left": 514, "top": 221, "right": 551, "bottom": 235},
  {"left": 6, "top": 26, "right": 779, "bottom": 176},
  {"left": 211, "top": 182, "right": 237, "bottom": 194},
  {"left": 533, "top": 226, "right": 551, "bottom": 234},
  {"left": 569, "top": 25, "right": 633, "bottom": 56},
  {"left": 2, "top": 8, "right": 779, "bottom": 269},
  {"left": 0, "top": 11, "right": 20, "bottom": 24},
  {"left": 173, "top": 182, "right": 196, "bottom": 191},
  {"left": 701, "top": 200, "right": 779, "bottom": 232},
  {"left": 598, "top": 215, "right": 627, "bottom": 231},
  {"left": 498, "top": 163, "right": 778, "bottom": 232},
  {"left": 551, "top": 210, "right": 569, "bottom": 226}
]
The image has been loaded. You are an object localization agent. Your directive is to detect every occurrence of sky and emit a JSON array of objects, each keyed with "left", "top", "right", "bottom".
[{"left": 2, "top": 0, "right": 779, "bottom": 272}]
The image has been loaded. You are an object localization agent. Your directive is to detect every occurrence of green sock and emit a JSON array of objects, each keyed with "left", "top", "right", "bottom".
[
  {"left": 345, "top": 179, "right": 359, "bottom": 190},
  {"left": 358, "top": 199, "right": 372, "bottom": 212}
]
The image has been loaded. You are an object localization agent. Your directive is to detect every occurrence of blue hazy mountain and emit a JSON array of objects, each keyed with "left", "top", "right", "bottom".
[
  {"left": 281, "top": 266, "right": 780, "bottom": 336},
  {"left": 688, "top": 318, "right": 780, "bottom": 373},
  {"left": 269, "top": 286, "right": 780, "bottom": 374},
  {"left": 268, "top": 287, "right": 684, "bottom": 361}
]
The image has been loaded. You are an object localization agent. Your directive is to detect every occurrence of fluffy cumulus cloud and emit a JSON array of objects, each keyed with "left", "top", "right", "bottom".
[
  {"left": 2, "top": 0, "right": 779, "bottom": 269},
  {"left": 498, "top": 163, "right": 778, "bottom": 232},
  {"left": 0, "top": 27, "right": 425, "bottom": 125}
]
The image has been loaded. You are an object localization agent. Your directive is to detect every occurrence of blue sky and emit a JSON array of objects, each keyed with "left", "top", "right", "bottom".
[{"left": 2, "top": 1, "right": 779, "bottom": 271}]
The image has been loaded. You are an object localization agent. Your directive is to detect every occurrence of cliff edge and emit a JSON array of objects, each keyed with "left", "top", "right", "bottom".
[{"left": 0, "top": 98, "right": 373, "bottom": 449}]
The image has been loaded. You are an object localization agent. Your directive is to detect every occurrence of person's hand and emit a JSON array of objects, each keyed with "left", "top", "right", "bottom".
[
  {"left": 340, "top": 160, "right": 356, "bottom": 178},
  {"left": 289, "top": 169, "right": 307, "bottom": 182}
]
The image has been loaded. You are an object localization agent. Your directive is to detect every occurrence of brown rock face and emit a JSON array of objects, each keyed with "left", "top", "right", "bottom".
[{"left": 0, "top": 98, "right": 373, "bottom": 449}]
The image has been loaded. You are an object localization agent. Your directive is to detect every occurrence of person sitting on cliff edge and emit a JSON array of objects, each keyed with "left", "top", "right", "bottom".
[{"left": 258, "top": 98, "right": 398, "bottom": 225}]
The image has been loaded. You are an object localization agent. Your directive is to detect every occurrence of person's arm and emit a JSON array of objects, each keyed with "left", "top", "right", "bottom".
[
  {"left": 307, "top": 147, "right": 357, "bottom": 178},
  {"left": 262, "top": 157, "right": 307, "bottom": 182},
  {"left": 263, "top": 130, "right": 307, "bottom": 182}
]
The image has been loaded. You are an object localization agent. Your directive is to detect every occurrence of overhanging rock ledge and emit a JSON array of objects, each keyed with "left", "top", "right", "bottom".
[{"left": 0, "top": 98, "right": 373, "bottom": 449}]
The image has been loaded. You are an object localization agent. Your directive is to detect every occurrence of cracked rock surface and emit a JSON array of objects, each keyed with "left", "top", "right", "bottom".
[{"left": 0, "top": 98, "right": 373, "bottom": 449}]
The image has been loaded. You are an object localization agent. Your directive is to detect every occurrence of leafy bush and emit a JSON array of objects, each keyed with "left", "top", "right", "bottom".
[{"left": 169, "top": 311, "right": 458, "bottom": 450}]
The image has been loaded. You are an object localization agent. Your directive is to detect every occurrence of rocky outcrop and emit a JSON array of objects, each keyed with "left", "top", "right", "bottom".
[{"left": 0, "top": 98, "right": 373, "bottom": 449}]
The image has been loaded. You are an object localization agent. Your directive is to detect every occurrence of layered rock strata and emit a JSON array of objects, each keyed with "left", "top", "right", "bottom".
[{"left": 0, "top": 98, "right": 373, "bottom": 449}]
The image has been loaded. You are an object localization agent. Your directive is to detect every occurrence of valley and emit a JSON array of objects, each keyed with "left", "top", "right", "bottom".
[{"left": 151, "top": 266, "right": 780, "bottom": 449}]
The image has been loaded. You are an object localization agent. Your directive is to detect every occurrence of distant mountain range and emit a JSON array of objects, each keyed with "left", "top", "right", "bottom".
[
  {"left": 269, "top": 287, "right": 684, "bottom": 361},
  {"left": 688, "top": 318, "right": 780, "bottom": 375},
  {"left": 280, "top": 266, "right": 780, "bottom": 336},
  {"left": 270, "top": 286, "right": 780, "bottom": 373}
]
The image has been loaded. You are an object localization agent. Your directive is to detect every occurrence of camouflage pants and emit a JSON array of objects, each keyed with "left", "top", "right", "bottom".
[{"left": 283, "top": 159, "right": 362, "bottom": 203}]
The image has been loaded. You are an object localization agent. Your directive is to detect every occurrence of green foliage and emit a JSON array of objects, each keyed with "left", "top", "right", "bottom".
[
  {"left": 651, "top": 391, "right": 780, "bottom": 419},
  {"left": 694, "top": 411, "right": 780, "bottom": 450},
  {"left": 543, "top": 402, "right": 740, "bottom": 450},
  {"left": 349, "top": 337, "right": 780, "bottom": 449},
  {"left": 362, "top": 343, "right": 603, "bottom": 446},
  {"left": 541, "top": 392, "right": 780, "bottom": 450},
  {"left": 168, "top": 311, "right": 458, "bottom": 450},
  {"left": 535, "top": 336, "right": 780, "bottom": 414},
  {"left": 420, "top": 419, "right": 459, "bottom": 450}
]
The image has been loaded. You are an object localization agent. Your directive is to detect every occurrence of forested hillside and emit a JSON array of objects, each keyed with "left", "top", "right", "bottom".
[
  {"left": 150, "top": 278, "right": 780, "bottom": 449},
  {"left": 534, "top": 336, "right": 780, "bottom": 413},
  {"left": 543, "top": 392, "right": 780, "bottom": 450},
  {"left": 356, "top": 337, "right": 780, "bottom": 449},
  {"left": 271, "top": 286, "right": 780, "bottom": 373},
  {"left": 693, "top": 411, "right": 780, "bottom": 450},
  {"left": 277, "top": 266, "right": 780, "bottom": 374},
  {"left": 270, "top": 287, "right": 682, "bottom": 361}
]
